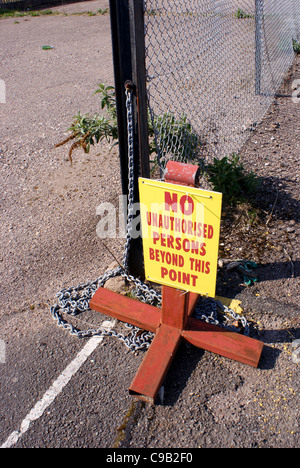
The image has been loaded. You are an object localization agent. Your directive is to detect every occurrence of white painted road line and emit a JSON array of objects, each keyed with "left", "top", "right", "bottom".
[{"left": 1, "top": 320, "right": 116, "bottom": 448}]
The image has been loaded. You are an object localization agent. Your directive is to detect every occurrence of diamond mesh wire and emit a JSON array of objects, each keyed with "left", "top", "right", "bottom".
[{"left": 144, "top": 0, "right": 299, "bottom": 172}]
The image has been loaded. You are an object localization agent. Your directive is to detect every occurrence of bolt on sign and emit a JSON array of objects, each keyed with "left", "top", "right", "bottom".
[{"left": 139, "top": 178, "right": 222, "bottom": 297}]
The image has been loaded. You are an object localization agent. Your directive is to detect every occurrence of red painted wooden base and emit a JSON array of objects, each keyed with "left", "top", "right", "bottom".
[{"left": 89, "top": 285, "right": 263, "bottom": 404}]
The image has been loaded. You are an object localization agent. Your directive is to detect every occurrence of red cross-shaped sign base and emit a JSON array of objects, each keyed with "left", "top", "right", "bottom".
[{"left": 89, "top": 284, "right": 263, "bottom": 404}]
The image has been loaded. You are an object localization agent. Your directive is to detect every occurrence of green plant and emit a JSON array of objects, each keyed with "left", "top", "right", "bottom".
[
  {"left": 235, "top": 8, "right": 253, "bottom": 19},
  {"left": 93, "top": 84, "right": 116, "bottom": 116},
  {"left": 293, "top": 39, "right": 300, "bottom": 53},
  {"left": 0, "top": 8, "right": 57, "bottom": 18},
  {"left": 0, "top": 8, "right": 108, "bottom": 18},
  {"left": 97, "top": 8, "right": 109, "bottom": 15},
  {"left": 55, "top": 84, "right": 118, "bottom": 162},
  {"left": 206, "top": 153, "right": 259, "bottom": 206}
]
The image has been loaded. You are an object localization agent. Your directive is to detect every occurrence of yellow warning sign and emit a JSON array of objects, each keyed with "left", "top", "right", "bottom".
[{"left": 139, "top": 178, "right": 222, "bottom": 297}]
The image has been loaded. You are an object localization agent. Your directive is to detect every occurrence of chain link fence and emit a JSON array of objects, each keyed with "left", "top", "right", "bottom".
[{"left": 144, "top": 0, "right": 300, "bottom": 171}]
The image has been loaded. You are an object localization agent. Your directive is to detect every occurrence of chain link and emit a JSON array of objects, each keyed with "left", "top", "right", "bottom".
[
  {"left": 51, "top": 84, "right": 249, "bottom": 352},
  {"left": 122, "top": 84, "right": 135, "bottom": 272},
  {"left": 193, "top": 297, "right": 249, "bottom": 336}
]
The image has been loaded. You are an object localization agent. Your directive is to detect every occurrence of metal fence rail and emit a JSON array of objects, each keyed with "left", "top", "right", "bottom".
[{"left": 144, "top": 0, "right": 300, "bottom": 171}]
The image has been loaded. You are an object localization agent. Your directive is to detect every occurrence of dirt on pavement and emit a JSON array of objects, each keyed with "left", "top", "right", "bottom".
[{"left": 0, "top": 0, "right": 299, "bottom": 448}]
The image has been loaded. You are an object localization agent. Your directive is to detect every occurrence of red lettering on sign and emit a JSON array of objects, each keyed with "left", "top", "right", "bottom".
[
  {"left": 164, "top": 192, "right": 178, "bottom": 212},
  {"left": 149, "top": 248, "right": 154, "bottom": 260},
  {"left": 180, "top": 195, "right": 194, "bottom": 216},
  {"left": 145, "top": 211, "right": 214, "bottom": 239},
  {"left": 151, "top": 233, "right": 207, "bottom": 256},
  {"left": 149, "top": 248, "right": 185, "bottom": 267},
  {"left": 160, "top": 266, "right": 198, "bottom": 287},
  {"left": 161, "top": 267, "right": 168, "bottom": 279},
  {"left": 165, "top": 192, "right": 195, "bottom": 215},
  {"left": 189, "top": 257, "right": 211, "bottom": 274},
  {"left": 152, "top": 231, "right": 160, "bottom": 244}
]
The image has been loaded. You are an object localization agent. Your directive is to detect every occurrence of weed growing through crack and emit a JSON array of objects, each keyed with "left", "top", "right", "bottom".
[
  {"left": 55, "top": 84, "right": 118, "bottom": 163},
  {"left": 235, "top": 8, "right": 253, "bottom": 19},
  {"left": 292, "top": 39, "right": 300, "bottom": 54},
  {"left": 0, "top": 8, "right": 109, "bottom": 18}
]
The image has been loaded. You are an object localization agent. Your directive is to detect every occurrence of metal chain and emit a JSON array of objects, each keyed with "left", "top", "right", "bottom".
[
  {"left": 51, "top": 84, "right": 159, "bottom": 351},
  {"left": 122, "top": 82, "right": 135, "bottom": 272},
  {"left": 50, "top": 83, "right": 249, "bottom": 351},
  {"left": 193, "top": 297, "right": 249, "bottom": 336},
  {"left": 50, "top": 266, "right": 156, "bottom": 351}
]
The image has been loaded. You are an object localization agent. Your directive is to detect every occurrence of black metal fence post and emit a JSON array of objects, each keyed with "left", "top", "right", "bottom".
[
  {"left": 129, "top": 0, "right": 150, "bottom": 180},
  {"left": 109, "top": 0, "right": 149, "bottom": 278}
]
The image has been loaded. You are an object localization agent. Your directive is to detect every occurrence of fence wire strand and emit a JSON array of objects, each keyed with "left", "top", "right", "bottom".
[{"left": 144, "top": 0, "right": 300, "bottom": 172}]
